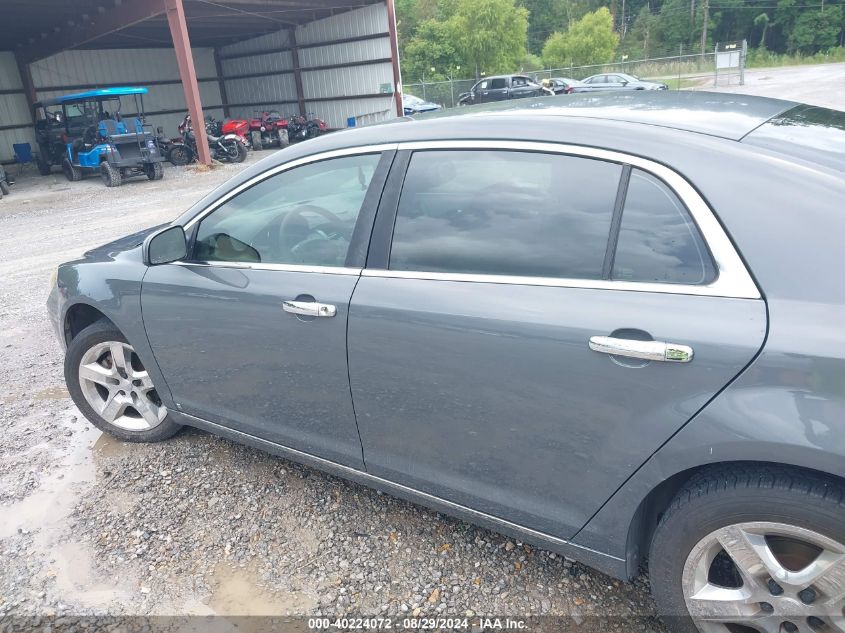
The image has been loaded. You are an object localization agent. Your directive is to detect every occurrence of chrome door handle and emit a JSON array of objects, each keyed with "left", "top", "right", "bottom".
[
  {"left": 589, "top": 336, "right": 694, "bottom": 363},
  {"left": 282, "top": 300, "right": 336, "bottom": 318}
]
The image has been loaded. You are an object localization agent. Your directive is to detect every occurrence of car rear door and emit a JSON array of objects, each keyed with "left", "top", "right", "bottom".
[
  {"left": 486, "top": 78, "right": 510, "bottom": 101},
  {"left": 141, "top": 148, "right": 393, "bottom": 469},
  {"left": 347, "top": 142, "right": 765, "bottom": 539}
]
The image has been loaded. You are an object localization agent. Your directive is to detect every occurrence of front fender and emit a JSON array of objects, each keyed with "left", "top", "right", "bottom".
[{"left": 49, "top": 241, "right": 175, "bottom": 407}]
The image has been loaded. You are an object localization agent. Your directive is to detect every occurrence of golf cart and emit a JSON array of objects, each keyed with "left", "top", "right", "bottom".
[{"left": 33, "top": 87, "right": 165, "bottom": 187}]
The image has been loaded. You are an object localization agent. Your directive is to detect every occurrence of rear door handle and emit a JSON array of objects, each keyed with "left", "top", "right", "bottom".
[
  {"left": 589, "top": 336, "right": 694, "bottom": 363},
  {"left": 282, "top": 300, "right": 336, "bottom": 318}
]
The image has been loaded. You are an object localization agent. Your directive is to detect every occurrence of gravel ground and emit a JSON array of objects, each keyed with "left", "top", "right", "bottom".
[{"left": 0, "top": 154, "right": 664, "bottom": 631}]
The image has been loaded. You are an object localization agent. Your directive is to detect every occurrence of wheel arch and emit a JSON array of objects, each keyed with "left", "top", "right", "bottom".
[
  {"left": 63, "top": 302, "right": 116, "bottom": 346},
  {"left": 625, "top": 460, "right": 845, "bottom": 578}
]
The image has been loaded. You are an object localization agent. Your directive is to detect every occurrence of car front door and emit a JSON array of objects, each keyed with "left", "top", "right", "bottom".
[
  {"left": 141, "top": 149, "right": 393, "bottom": 469},
  {"left": 604, "top": 74, "right": 628, "bottom": 90},
  {"left": 347, "top": 143, "right": 765, "bottom": 539}
]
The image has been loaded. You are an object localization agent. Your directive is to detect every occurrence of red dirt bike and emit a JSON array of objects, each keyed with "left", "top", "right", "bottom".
[
  {"left": 247, "top": 110, "right": 290, "bottom": 150},
  {"left": 287, "top": 113, "right": 328, "bottom": 143}
]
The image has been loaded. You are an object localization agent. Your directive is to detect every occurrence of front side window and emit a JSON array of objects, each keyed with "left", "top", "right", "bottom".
[
  {"left": 476, "top": 80, "right": 489, "bottom": 91},
  {"left": 193, "top": 153, "right": 381, "bottom": 267},
  {"left": 389, "top": 150, "right": 621, "bottom": 279},
  {"left": 612, "top": 169, "right": 716, "bottom": 284}
]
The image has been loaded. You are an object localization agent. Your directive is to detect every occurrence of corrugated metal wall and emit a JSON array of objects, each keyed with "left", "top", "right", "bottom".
[
  {"left": 220, "top": 3, "right": 397, "bottom": 129},
  {"left": 0, "top": 52, "right": 36, "bottom": 163},
  {"left": 30, "top": 48, "right": 223, "bottom": 138}
]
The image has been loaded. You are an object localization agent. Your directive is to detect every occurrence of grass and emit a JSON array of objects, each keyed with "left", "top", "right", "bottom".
[{"left": 745, "top": 46, "right": 845, "bottom": 69}]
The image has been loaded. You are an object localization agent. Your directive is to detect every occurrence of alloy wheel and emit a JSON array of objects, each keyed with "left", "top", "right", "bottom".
[
  {"left": 683, "top": 521, "right": 845, "bottom": 633},
  {"left": 77, "top": 341, "right": 167, "bottom": 431}
]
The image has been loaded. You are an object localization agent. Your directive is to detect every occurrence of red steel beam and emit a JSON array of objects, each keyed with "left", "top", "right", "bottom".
[
  {"left": 18, "top": 0, "right": 167, "bottom": 63},
  {"left": 14, "top": 52, "right": 38, "bottom": 125},
  {"left": 165, "top": 0, "right": 212, "bottom": 165},
  {"left": 384, "top": 0, "right": 403, "bottom": 118}
]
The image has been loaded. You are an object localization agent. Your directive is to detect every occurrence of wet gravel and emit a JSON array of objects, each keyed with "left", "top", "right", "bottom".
[{"left": 0, "top": 155, "right": 665, "bottom": 631}]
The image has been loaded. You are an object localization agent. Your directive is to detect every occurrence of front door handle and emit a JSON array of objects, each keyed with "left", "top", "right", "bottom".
[
  {"left": 589, "top": 336, "right": 694, "bottom": 363},
  {"left": 282, "top": 300, "right": 336, "bottom": 318}
]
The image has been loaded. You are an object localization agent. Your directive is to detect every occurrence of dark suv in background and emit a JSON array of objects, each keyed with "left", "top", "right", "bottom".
[{"left": 457, "top": 74, "right": 549, "bottom": 105}]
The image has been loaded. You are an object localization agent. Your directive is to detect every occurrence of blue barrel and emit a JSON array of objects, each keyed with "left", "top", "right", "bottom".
[{"left": 347, "top": 117, "right": 357, "bottom": 127}]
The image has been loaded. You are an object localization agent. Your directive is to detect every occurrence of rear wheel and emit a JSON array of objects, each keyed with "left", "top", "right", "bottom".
[
  {"left": 649, "top": 466, "right": 845, "bottom": 633},
  {"left": 232, "top": 140, "right": 247, "bottom": 163},
  {"left": 144, "top": 162, "right": 163, "bottom": 181},
  {"left": 62, "top": 158, "right": 81, "bottom": 182},
  {"left": 0, "top": 181, "right": 9, "bottom": 196},
  {"left": 65, "top": 321, "right": 182, "bottom": 443},
  {"left": 251, "top": 130, "right": 263, "bottom": 151},
  {"left": 100, "top": 161, "right": 121, "bottom": 187}
]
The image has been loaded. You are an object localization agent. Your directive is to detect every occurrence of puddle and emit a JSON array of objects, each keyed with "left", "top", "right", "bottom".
[
  {"left": 0, "top": 419, "right": 136, "bottom": 607},
  {"left": 34, "top": 386, "right": 70, "bottom": 401},
  {"left": 209, "top": 564, "right": 316, "bottom": 616}
]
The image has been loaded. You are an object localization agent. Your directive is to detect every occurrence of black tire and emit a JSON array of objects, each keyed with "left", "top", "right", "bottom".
[
  {"left": 37, "top": 155, "right": 52, "bottom": 176},
  {"left": 65, "top": 320, "right": 182, "bottom": 443},
  {"left": 100, "top": 161, "right": 121, "bottom": 187},
  {"left": 649, "top": 465, "right": 845, "bottom": 633},
  {"left": 62, "top": 157, "right": 81, "bottom": 182},
  {"left": 278, "top": 129, "right": 289, "bottom": 148},
  {"left": 145, "top": 162, "right": 163, "bottom": 181},
  {"left": 251, "top": 130, "right": 263, "bottom": 151},
  {"left": 0, "top": 181, "right": 9, "bottom": 196},
  {"left": 167, "top": 144, "right": 192, "bottom": 166}
]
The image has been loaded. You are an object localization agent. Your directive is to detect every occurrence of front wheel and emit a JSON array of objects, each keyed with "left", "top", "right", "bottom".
[
  {"left": 251, "top": 130, "right": 263, "bottom": 151},
  {"left": 65, "top": 321, "right": 182, "bottom": 443},
  {"left": 650, "top": 466, "right": 845, "bottom": 633},
  {"left": 167, "top": 144, "right": 192, "bottom": 166},
  {"left": 37, "top": 155, "right": 52, "bottom": 176},
  {"left": 0, "top": 180, "right": 9, "bottom": 196},
  {"left": 62, "top": 157, "right": 81, "bottom": 182}
]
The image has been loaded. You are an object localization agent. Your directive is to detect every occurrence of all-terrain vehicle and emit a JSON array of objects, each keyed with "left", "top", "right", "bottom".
[
  {"left": 33, "top": 87, "right": 165, "bottom": 187},
  {"left": 0, "top": 164, "right": 12, "bottom": 200},
  {"left": 247, "top": 110, "right": 290, "bottom": 150}
]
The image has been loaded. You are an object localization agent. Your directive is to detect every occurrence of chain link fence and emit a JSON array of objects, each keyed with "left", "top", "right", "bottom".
[{"left": 405, "top": 45, "right": 745, "bottom": 110}]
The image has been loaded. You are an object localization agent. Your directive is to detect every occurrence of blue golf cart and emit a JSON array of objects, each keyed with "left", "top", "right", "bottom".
[{"left": 33, "top": 87, "right": 165, "bottom": 187}]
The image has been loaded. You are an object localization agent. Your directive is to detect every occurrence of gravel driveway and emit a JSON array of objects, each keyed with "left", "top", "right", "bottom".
[{"left": 0, "top": 156, "right": 663, "bottom": 631}]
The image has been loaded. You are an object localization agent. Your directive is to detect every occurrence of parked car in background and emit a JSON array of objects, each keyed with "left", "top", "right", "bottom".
[
  {"left": 573, "top": 72, "right": 669, "bottom": 92},
  {"left": 49, "top": 92, "right": 845, "bottom": 633},
  {"left": 403, "top": 93, "right": 442, "bottom": 116},
  {"left": 542, "top": 77, "right": 583, "bottom": 94},
  {"left": 458, "top": 74, "right": 550, "bottom": 106}
]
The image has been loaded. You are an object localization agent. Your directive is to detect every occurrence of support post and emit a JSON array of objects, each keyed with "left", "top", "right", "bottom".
[
  {"left": 165, "top": 0, "right": 212, "bottom": 165},
  {"left": 385, "top": 0, "right": 403, "bottom": 118},
  {"left": 213, "top": 48, "right": 230, "bottom": 118},
  {"left": 14, "top": 52, "right": 38, "bottom": 126},
  {"left": 289, "top": 29, "right": 307, "bottom": 117}
]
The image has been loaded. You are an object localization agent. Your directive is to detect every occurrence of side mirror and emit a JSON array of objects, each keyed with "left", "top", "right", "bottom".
[
  {"left": 144, "top": 225, "right": 187, "bottom": 266},
  {"left": 620, "top": 80, "right": 629, "bottom": 86}
]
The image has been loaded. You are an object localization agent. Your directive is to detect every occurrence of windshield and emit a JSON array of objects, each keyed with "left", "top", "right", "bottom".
[{"left": 404, "top": 94, "right": 425, "bottom": 105}]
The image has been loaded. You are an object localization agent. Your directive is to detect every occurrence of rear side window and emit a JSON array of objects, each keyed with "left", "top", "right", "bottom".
[
  {"left": 389, "top": 150, "right": 621, "bottom": 279},
  {"left": 612, "top": 169, "right": 716, "bottom": 285}
]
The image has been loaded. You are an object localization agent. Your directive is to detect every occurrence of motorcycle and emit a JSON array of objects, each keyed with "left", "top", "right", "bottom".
[
  {"left": 220, "top": 118, "right": 250, "bottom": 147},
  {"left": 156, "top": 127, "right": 194, "bottom": 166},
  {"left": 247, "top": 110, "right": 290, "bottom": 151},
  {"left": 286, "top": 113, "right": 327, "bottom": 143},
  {"left": 179, "top": 114, "right": 247, "bottom": 164}
]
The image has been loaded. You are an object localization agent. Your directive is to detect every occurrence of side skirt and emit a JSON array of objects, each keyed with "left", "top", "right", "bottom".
[{"left": 173, "top": 410, "right": 628, "bottom": 580}]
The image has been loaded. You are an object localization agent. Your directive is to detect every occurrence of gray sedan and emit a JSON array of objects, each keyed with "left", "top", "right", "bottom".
[
  {"left": 48, "top": 92, "right": 845, "bottom": 633},
  {"left": 574, "top": 72, "right": 669, "bottom": 91}
]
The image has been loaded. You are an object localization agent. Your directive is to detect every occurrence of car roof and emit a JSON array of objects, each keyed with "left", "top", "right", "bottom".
[
  {"left": 422, "top": 91, "right": 797, "bottom": 140},
  {"left": 35, "top": 86, "right": 148, "bottom": 106}
]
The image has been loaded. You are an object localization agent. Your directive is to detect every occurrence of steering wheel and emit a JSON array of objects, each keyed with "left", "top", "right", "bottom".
[
  {"left": 272, "top": 204, "right": 345, "bottom": 256},
  {"left": 83, "top": 124, "right": 100, "bottom": 146}
]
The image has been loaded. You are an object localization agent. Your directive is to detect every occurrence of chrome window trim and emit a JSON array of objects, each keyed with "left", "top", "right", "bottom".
[
  {"left": 378, "top": 140, "right": 760, "bottom": 300},
  {"left": 182, "top": 143, "right": 398, "bottom": 231},
  {"left": 172, "top": 261, "right": 362, "bottom": 276}
]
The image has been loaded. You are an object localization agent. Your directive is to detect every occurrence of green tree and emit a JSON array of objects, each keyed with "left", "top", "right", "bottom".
[
  {"left": 621, "top": 6, "right": 660, "bottom": 58},
  {"left": 447, "top": 0, "right": 530, "bottom": 77},
  {"left": 753, "top": 12, "right": 770, "bottom": 49},
  {"left": 402, "top": 18, "right": 462, "bottom": 82},
  {"left": 542, "top": 6, "right": 619, "bottom": 67},
  {"left": 789, "top": 6, "right": 844, "bottom": 53}
]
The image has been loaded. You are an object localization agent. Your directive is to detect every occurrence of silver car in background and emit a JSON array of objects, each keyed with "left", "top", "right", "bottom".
[
  {"left": 48, "top": 92, "right": 845, "bottom": 633},
  {"left": 574, "top": 72, "right": 669, "bottom": 91}
]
